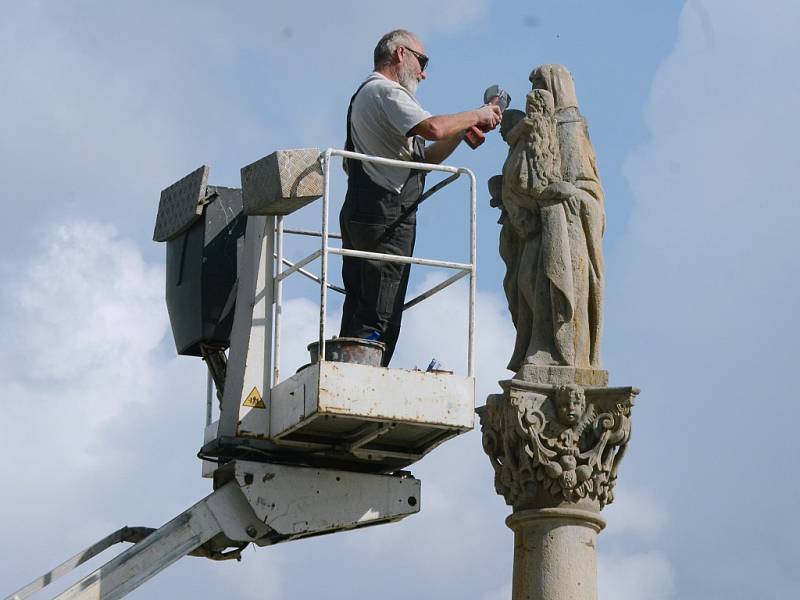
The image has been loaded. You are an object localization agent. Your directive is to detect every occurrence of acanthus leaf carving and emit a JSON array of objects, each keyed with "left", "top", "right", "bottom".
[{"left": 478, "top": 382, "right": 637, "bottom": 511}]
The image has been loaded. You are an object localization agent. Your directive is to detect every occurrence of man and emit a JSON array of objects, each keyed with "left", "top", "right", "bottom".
[{"left": 339, "top": 29, "right": 501, "bottom": 366}]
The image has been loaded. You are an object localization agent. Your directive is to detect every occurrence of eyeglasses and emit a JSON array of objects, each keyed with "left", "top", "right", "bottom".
[{"left": 402, "top": 46, "right": 429, "bottom": 72}]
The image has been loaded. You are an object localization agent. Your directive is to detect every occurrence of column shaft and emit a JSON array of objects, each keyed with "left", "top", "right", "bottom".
[{"left": 507, "top": 508, "right": 605, "bottom": 600}]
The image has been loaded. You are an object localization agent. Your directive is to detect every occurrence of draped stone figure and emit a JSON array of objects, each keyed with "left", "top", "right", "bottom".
[
  {"left": 479, "top": 64, "right": 639, "bottom": 600},
  {"left": 496, "top": 64, "right": 605, "bottom": 374}
]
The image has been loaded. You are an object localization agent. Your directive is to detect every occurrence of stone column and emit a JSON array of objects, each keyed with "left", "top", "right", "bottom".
[
  {"left": 477, "top": 369, "right": 638, "bottom": 600},
  {"left": 508, "top": 508, "right": 604, "bottom": 600}
]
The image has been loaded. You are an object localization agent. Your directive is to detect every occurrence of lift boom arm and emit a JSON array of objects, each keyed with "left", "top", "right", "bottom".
[{"left": 5, "top": 461, "right": 419, "bottom": 600}]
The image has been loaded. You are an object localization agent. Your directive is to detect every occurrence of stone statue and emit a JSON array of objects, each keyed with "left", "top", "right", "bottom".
[
  {"left": 491, "top": 64, "right": 605, "bottom": 374},
  {"left": 479, "top": 64, "right": 639, "bottom": 600}
]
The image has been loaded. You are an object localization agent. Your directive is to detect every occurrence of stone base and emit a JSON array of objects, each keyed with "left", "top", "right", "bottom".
[{"left": 514, "top": 364, "right": 608, "bottom": 386}]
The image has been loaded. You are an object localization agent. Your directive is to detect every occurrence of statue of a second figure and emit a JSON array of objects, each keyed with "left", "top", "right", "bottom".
[{"left": 492, "top": 64, "right": 605, "bottom": 373}]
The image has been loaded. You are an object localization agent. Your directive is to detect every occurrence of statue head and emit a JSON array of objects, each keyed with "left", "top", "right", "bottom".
[
  {"left": 554, "top": 384, "right": 586, "bottom": 426},
  {"left": 500, "top": 109, "right": 525, "bottom": 143},
  {"left": 530, "top": 64, "right": 579, "bottom": 111},
  {"left": 487, "top": 174, "right": 503, "bottom": 208}
]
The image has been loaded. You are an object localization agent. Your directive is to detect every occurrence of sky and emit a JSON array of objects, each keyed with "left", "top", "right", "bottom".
[{"left": 1, "top": 0, "right": 798, "bottom": 598}]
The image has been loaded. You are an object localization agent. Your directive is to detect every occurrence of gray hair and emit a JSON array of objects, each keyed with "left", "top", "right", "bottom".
[{"left": 373, "top": 29, "right": 418, "bottom": 69}]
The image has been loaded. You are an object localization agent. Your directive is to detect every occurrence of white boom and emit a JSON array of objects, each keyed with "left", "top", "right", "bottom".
[{"left": 6, "top": 462, "right": 419, "bottom": 600}]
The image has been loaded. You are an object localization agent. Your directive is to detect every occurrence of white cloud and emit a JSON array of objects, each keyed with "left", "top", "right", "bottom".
[
  {"left": 598, "top": 487, "right": 673, "bottom": 600},
  {"left": 228, "top": 547, "right": 286, "bottom": 600},
  {"left": 0, "top": 222, "right": 168, "bottom": 471},
  {"left": 0, "top": 221, "right": 201, "bottom": 590},
  {"left": 274, "top": 296, "right": 330, "bottom": 378},
  {"left": 6, "top": 222, "right": 165, "bottom": 383},
  {"left": 599, "top": 550, "right": 676, "bottom": 600},
  {"left": 602, "top": 486, "right": 668, "bottom": 541}
]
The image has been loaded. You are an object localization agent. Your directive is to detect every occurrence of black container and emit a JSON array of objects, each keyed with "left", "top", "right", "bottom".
[{"left": 164, "top": 186, "right": 246, "bottom": 356}]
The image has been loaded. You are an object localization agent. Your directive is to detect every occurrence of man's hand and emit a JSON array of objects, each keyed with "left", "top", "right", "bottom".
[{"left": 475, "top": 104, "right": 502, "bottom": 131}]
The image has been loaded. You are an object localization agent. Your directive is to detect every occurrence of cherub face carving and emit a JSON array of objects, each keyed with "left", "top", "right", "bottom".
[{"left": 555, "top": 384, "right": 586, "bottom": 426}]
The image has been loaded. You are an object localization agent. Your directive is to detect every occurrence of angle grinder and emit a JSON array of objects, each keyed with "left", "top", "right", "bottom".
[{"left": 465, "top": 85, "right": 511, "bottom": 149}]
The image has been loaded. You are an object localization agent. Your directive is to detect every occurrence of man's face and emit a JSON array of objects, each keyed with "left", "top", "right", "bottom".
[{"left": 398, "top": 40, "right": 427, "bottom": 94}]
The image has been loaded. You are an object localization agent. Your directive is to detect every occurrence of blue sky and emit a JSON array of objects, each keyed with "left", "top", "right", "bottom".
[{"left": 2, "top": 1, "right": 799, "bottom": 599}]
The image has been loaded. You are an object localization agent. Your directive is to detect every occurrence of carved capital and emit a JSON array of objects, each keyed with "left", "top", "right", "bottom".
[{"left": 477, "top": 380, "right": 638, "bottom": 512}]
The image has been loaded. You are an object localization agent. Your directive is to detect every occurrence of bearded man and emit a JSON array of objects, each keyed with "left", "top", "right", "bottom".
[{"left": 339, "top": 29, "right": 501, "bottom": 366}]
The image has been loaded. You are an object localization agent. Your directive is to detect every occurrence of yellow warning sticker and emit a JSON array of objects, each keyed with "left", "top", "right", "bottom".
[{"left": 242, "top": 387, "right": 266, "bottom": 409}]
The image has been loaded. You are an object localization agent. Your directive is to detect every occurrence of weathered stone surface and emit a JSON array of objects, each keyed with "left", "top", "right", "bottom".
[
  {"left": 478, "top": 380, "right": 637, "bottom": 512},
  {"left": 241, "top": 148, "right": 323, "bottom": 216},
  {"left": 491, "top": 64, "right": 605, "bottom": 372},
  {"left": 515, "top": 365, "right": 608, "bottom": 386}
]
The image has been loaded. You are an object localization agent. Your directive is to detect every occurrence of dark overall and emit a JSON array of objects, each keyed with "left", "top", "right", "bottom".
[{"left": 339, "top": 83, "right": 426, "bottom": 366}]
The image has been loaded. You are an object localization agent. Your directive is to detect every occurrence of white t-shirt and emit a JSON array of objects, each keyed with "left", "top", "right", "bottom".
[{"left": 350, "top": 72, "right": 432, "bottom": 193}]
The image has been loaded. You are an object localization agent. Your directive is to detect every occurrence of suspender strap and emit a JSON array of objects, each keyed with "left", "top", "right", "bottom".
[{"left": 344, "top": 80, "right": 372, "bottom": 174}]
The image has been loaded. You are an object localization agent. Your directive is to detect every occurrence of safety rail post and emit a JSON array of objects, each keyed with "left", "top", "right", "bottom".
[
  {"left": 263, "top": 216, "right": 276, "bottom": 400},
  {"left": 465, "top": 168, "right": 477, "bottom": 378},
  {"left": 274, "top": 216, "right": 284, "bottom": 384},
  {"left": 319, "top": 149, "right": 333, "bottom": 363}
]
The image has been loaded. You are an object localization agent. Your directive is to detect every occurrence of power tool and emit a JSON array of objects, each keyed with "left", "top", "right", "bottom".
[{"left": 465, "top": 85, "right": 511, "bottom": 149}]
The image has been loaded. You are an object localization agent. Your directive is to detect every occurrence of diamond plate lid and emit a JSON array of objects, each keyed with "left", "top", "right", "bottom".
[
  {"left": 241, "top": 149, "right": 322, "bottom": 216},
  {"left": 153, "top": 165, "right": 209, "bottom": 242}
]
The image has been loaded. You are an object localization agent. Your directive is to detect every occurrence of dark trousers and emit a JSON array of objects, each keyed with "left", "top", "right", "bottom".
[{"left": 339, "top": 168, "right": 422, "bottom": 366}]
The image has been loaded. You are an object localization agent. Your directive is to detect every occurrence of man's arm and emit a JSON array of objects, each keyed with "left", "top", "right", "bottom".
[
  {"left": 424, "top": 134, "right": 464, "bottom": 165},
  {"left": 409, "top": 104, "right": 501, "bottom": 141}
]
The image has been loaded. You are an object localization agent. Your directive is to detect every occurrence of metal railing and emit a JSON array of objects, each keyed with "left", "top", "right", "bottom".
[{"left": 271, "top": 148, "right": 477, "bottom": 384}]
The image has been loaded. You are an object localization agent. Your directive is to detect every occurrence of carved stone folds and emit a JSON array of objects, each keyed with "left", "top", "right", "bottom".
[{"left": 478, "top": 379, "right": 638, "bottom": 512}]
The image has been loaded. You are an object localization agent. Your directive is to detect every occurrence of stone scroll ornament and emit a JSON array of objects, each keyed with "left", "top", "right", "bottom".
[
  {"left": 490, "top": 64, "right": 606, "bottom": 375},
  {"left": 478, "top": 383, "right": 637, "bottom": 510}
]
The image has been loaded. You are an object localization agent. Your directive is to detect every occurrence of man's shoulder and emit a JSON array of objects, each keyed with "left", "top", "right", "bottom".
[
  {"left": 358, "top": 76, "right": 425, "bottom": 119},
  {"left": 352, "top": 73, "right": 430, "bottom": 137},
  {"left": 358, "top": 73, "right": 405, "bottom": 99}
]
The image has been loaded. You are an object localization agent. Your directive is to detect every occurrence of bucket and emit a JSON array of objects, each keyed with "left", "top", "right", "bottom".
[{"left": 307, "top": 337, "right": 385, "bottom": 367}]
